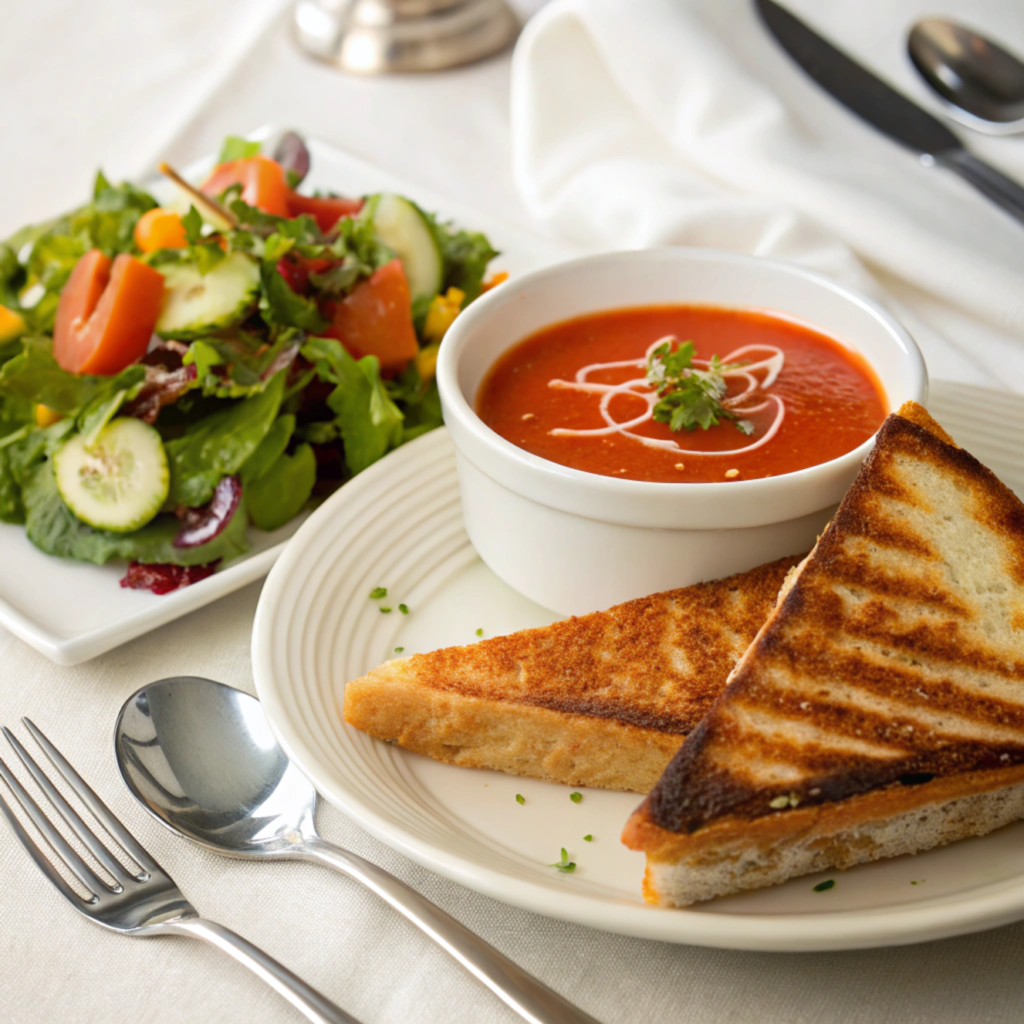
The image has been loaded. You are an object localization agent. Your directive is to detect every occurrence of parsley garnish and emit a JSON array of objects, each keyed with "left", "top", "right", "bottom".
[
  {"left": 583, "top": 834, "right": 593, "bottom": 842},
  {"left": 646, "top": 340, "right": 753, "bottom": 435},
  {"left": 475, "top": 628, "right": 484, "bottom": 637},
  {"left": 549, "top": 848, "right": 576, "bottom": 873},
  {"left": 393, "top": 647, "right": 405, "bottom": 654},
  {"left": 380, "top": 607, "right": 392, "bottom": 614},
  {"left": 515, "top": 794, "right": 525, "bottom": 805},
  {"left": 570, "top": 792, "right": 582, "bottom": 804},
  {"left": 813, "top": 879, "right": 836, "bottom": 893},
  {"left": 399, "top": 603, "right": 410, "bottom": 615},
  {"left": 369, "top": 587, "right": 387, "bottom": 599}
]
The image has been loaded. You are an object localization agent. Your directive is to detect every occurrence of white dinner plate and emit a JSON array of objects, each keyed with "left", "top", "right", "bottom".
[
  {"left": 0, "top": 131, "right": 574, "bottom": 665},
  {"left": 252, "top": 382, "right": 1024, "bottom": 951}
]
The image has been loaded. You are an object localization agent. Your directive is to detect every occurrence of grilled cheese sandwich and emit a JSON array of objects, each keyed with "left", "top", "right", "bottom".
[
  {"left": 343, "top": 556, "right": 801, "bottom": 794},
  {"left": 623, "top": 401, "right": 1024, "bottom": 905}
]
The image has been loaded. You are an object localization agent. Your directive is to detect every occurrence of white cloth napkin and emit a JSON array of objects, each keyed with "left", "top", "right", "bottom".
[{"left": 510, "top": 0, "right": 1024, "bottom": 391}]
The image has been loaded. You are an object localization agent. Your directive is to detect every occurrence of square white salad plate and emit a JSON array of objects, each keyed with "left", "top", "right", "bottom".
[{"left": 0, "top": 132, "right": 573, "bottom": 665}]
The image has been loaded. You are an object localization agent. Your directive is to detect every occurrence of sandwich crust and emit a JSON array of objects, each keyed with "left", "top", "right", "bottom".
[
  {"left": 624, "top": 401, "right": 1024, "bottom": 903},
  {"left": 343, "top": 555, "right": 801, "bottom": 793},
  {"left": 624, "top": 765, "right": 1024, "bottom": 906}
]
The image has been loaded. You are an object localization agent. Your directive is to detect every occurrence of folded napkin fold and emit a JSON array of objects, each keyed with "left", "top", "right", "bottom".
[{"left": 511, "top": 0, "right": 1024, "bottom": 390}]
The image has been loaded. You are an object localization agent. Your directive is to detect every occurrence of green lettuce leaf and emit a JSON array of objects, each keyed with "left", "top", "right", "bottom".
[
  {"left": 183, "top": 331, "right": 300, "bottom": 399},
  {"left": 21, "top": 460, "right": 250, "bottom": 566},
  {"left": 384, "top": 362, "right": 444, "bottom": 443},
  {"left": 301, "top": 337, "right": 403, "bottom": 476},
  {"left": 0, "top": 336, "right": 146, "bottom": 418},
  {"left": 241, "top": 414, "right": 295, "bottom": 485},
  {"left": 259, "top": 260, "right": 328, "bottom": 332},
  {"left": 0, "top": 418, "right": 77, "bottom": 523},
  {"left": 247, "top": 443, "right": 316, "bottom": 532},
  {"left": 164, "top": 370, "right": 285, "bottom": 507}
]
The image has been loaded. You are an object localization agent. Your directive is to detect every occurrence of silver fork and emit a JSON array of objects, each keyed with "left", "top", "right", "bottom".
[{"left": 0, "top": 718, "right": 360, "bottom": 1024}]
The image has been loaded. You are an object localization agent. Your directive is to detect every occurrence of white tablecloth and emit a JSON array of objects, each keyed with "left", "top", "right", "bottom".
[{"left": 4, "top": 3, "right": 1024, "bottom": 1022}]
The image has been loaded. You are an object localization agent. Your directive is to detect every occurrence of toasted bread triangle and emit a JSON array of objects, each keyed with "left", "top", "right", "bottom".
[
  {"left": 343, "top": 556, "right": 800, "bottom": 793},
  {"left": 623, "top": 401, "right": 1024, "bottom": 905}
]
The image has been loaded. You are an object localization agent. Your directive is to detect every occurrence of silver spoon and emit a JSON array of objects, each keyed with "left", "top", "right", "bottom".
[
  {"left": 908, "top": 18, "right": 1024, "bottom": 135},
  {"left": 115, "top": 677, "right": 599, "bottom": 1024}
]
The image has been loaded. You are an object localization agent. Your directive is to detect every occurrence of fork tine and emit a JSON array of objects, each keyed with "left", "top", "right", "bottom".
[
  {"left": 3, "top": 727, "right": 133, "bottom": 884},
  {"left": 0, "top": 755, "right": 111, "bottom": 897},
  {"left": 22, "top": 718, "right": 159, "bottom": 876},
  {"left": 0, "top": 773, "right": 85, "bottom": 904}
]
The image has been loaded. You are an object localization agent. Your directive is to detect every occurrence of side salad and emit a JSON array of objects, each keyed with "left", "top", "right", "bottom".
[{"left": 0, "top": 132, "right": 500, "bottom": 593}]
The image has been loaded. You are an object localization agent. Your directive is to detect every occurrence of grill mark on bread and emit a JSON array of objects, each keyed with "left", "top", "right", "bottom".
[
  {"left": 380, "top": 556, "right": 801, "bottom": 735},
  {"left": 643, "top": 405, "right": 1024, "bottom": 834},
  {"left": 761, "top": 645, "right": 1024, "bottom": 734},
  {"left": 343, "top": 555, "right": 803, "bottom": 792}
]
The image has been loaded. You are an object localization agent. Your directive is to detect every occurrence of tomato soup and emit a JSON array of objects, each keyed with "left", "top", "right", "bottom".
[{"left": 476, "top": 305, "right": 887, "bottom": 484}]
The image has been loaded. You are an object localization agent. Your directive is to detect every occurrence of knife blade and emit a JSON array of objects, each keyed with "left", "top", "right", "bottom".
[{"left": 755, "top": 0, "right": 1024, "bottom": 226}]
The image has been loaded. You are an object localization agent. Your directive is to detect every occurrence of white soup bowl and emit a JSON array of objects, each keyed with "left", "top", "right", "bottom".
[{"left": 436, "top": 248, "right": 926, "bottom": 616}]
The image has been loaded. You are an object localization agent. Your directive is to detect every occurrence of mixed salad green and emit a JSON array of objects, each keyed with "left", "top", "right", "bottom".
[{"left": 0, "top": 132, "right": 499, "bottom": 593}]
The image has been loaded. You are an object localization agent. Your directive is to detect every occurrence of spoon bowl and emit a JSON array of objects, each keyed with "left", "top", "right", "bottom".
[
  {"left": 114, "top": 676, "right": 599, "bottom": 1024},
  {"left": 116, "top": 676, "right": 316, "bottom": 857},
  {"left": 908, "top": 19, "right": 1024, "bottom": 135}
]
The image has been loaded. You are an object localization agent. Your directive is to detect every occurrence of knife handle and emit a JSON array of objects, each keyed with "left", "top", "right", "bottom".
[{"left": 934, "top": 150, "right": 1024, "bottom": 227}]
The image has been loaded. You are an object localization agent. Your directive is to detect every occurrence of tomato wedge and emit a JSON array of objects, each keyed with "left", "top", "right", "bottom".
[
  {"left": 323, "top": 259, "right": 418, "bottom": 376},
  {"left": 202, "top": 155, "right": 290, "bottom": 218},
  {"left": 54, "top": 250, "right": 165, "bottom": 376},
  {"left": 286, "top": 192, "right": 363, "bottom": 233}
]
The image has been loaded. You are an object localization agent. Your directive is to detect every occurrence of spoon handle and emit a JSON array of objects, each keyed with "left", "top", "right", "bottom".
[
  {"left": 934, "top": 150, "right": 1024, "bottom": 226},
  {"left": 168, "top": 917, "right": 361, "bottom": 1024},
  {"left": 297, "top": 837, "right": 601, "bottom": 1024}
]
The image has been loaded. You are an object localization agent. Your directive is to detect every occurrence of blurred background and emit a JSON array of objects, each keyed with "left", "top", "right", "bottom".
[{"left": 0, "top": 0, "right": 550, "bottom": 232}]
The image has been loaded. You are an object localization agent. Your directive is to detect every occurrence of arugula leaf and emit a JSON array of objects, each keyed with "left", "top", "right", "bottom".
[
  {"left": 241, "top": 414, "right": 295, "bottom": 485},
  {"left": 332, "top": 212, "right": 393, "bottom": 274},
  {"left": 181, "top": 205, "right": 204, "bottom": 245},
  {"left": 21, "top": 460, "right": 251, "bottom": 566},
  {"left": 79, "top": 391, "right": 130, "bottom": 447},
  {"left": 164, "top": 370, "right": 285, "bottom": 508},
  {"left": 183, "top": 332, "right": 300, "bottom": 399},
  {"left": 228, "top": 200, "right": 321, "bottom": 244},
  {"left": 425, "top": 214, "right": 498, "bottom": 304},
  {"left": 382, "top": 361, "right": 443, "bottom": 442},
  {"left": 308, "top": 261, "right": 363, "bottom": 297},
  {"left": 247, "top": 443, "right": 316, "bottom": 531},
  {"left": 301, "top": 337, "right": 403, "bottom": 475},
  {"left": 0, "top": 336, "right": 146, "bottom": 416},
  {"left": 217, "top": 136, "right": 262, "bottom": 163},
  {"left": 259, "top": 259, "right": 328, "bottom": 332}
]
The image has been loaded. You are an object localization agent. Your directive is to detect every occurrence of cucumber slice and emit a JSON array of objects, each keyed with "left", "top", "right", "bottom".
[
  {"left": 369, "top": 194, "right": 444, "bottom": 305},
  {"left": 156, "top": 251, "right": 259, "bottom": 340},
  {"left": 54, "top": 418, "right": 169, "bottom": 533}
]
